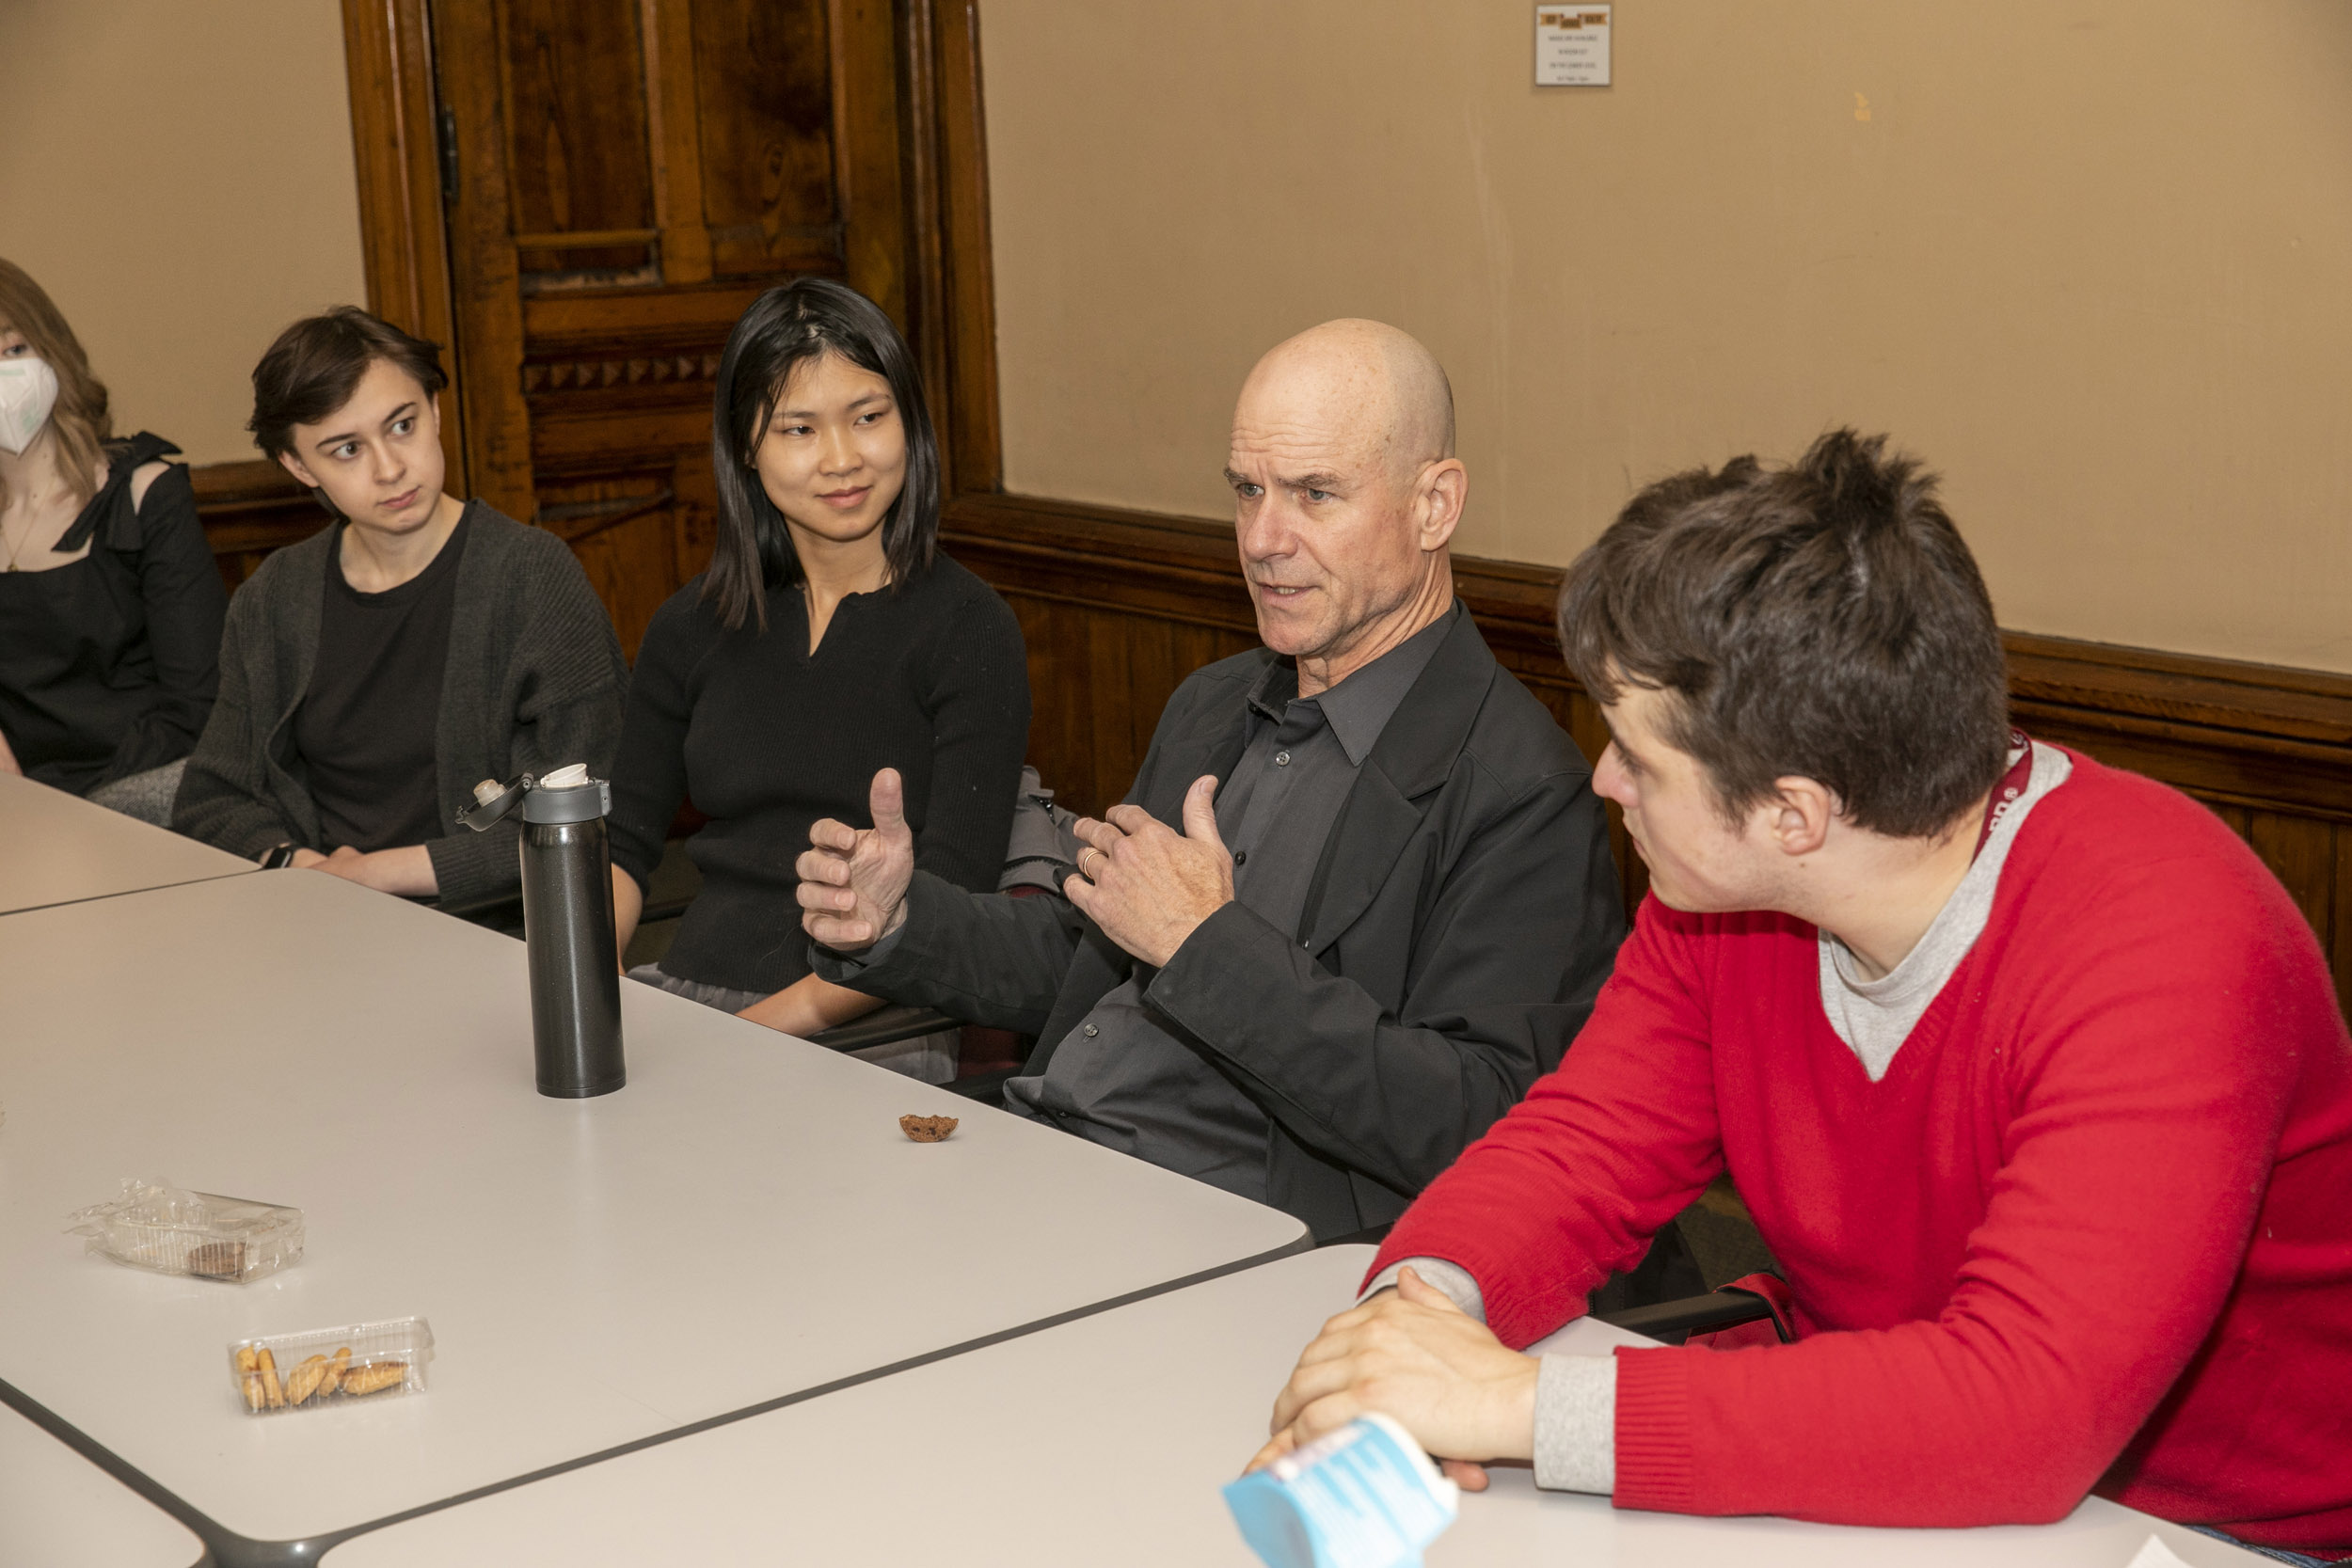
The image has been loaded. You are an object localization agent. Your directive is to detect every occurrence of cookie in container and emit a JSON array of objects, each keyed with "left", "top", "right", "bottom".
[
  {"left": 229, "top": 1317, "right": 434, "bottom": 1417},
  {"left": 67, "top": 1179, "right": 303, "bottom": 1283}
]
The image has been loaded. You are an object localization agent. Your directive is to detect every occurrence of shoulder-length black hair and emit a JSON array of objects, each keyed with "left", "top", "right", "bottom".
[{"left": 704, "top": 277, "right": 940, "bottom": 632}]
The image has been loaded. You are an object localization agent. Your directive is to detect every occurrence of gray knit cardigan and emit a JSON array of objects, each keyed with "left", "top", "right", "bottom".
[{"left": 171, "top": 504, "right": 628, "bottom": 908}]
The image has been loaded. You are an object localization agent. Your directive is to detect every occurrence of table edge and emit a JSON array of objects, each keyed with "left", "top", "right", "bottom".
[
  {"left": 3, "top": 1225, "right": 1314, "bottom": 1567},
  {"left": 0, "top": 865, "right": 257, "bottom": 923}
]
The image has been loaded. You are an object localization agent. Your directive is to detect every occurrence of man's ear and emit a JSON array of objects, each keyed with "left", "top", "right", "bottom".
[
  {"left": 276, "top": 450, "right": 322, "bottom": 491},
  {"left": 1767, "top": 776, "right": 1836, "bottom": 858},
  {"left": 1416, "top": 457, "right": 1468, "bottom": 551}
]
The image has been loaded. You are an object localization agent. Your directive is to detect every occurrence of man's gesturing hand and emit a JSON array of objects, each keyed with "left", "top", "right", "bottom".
[
  {"left": 796, "top": 768, "right": 915, "bottom": 951},
  {"left": 1063, "top": 774, "right": 1234, "bottom": 968},
  {"left": 1246, "top": 1266, "right": 1540, "bottom": 1491}
]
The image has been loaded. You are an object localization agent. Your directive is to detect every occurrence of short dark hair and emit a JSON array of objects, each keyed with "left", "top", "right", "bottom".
[
  {"left": 248, "top": 307, "right": 448, "bottom": 462},
  {"left": 1557, "top": 429, "right": 2010, "bottom": 839},
  {"left": 705, "top": 277, "right": 940, "bottom": 633}
]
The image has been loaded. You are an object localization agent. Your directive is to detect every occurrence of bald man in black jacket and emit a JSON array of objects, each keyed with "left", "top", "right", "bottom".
[{"left": 801, "top": 321, "right": 1625, "bottom": 1240}]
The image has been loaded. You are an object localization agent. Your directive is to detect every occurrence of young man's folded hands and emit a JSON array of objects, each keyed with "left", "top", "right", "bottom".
[{"left": 1249, "top": 1266, "right": 1534, "bottom": 1493}]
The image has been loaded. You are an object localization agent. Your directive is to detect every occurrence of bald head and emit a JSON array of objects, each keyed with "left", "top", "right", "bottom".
[
  {"left": 1236, "top": 319, "right": 1455, "bottom": 484},
  {"left": 1224, "top": 320, "right": 1468, "bottom": 693}
]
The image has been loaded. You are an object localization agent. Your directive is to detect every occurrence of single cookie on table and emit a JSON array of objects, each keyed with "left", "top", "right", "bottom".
[
  {"left": 899, "top": 1114, "right": 959, "bottom": 1143},
  {"left": 321, "top": 1346, "right": 351, "bottom": 1397},
  {"left": 255, "top": 1346, "right": 285, "bottom": 1409}
]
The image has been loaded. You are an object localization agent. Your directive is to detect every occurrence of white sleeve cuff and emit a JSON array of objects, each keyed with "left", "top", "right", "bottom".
[
  {"left": 1532, "top": 1353, "right": 1616, "bottom": 1494},
  {"left": 1355, "top": 1256, "right": 1486, "bottom": 1323}
]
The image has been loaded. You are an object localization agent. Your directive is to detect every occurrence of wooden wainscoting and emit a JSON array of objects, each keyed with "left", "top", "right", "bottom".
[
  {"left": 192, "top": 461, "right": 326, "bottom": 590},
  {"left": 942, "top": 491, "right": 2352, "bottom": 1015}
]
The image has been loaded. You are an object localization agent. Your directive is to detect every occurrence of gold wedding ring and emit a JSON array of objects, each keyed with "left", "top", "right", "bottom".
[{"left": 1080, "top": 846, "right": 1104, "bottom": 879}]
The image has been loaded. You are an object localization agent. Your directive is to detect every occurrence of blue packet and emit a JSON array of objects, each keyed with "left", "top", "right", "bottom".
[{"left": 1223, "top": 1413, "right": 1460, "bottom": 1568}]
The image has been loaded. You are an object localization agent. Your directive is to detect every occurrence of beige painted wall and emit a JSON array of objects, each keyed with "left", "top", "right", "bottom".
[
  {"left": 982, "top": 1, "right": 2352, "bottom": 673},
  {"left": 0, "top": 1, "right": 367, "bottom": 467}
]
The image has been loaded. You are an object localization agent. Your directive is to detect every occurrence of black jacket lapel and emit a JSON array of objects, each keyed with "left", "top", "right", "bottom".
[
  {"left": 1136, "top": 656, "right": 1263, "bottom": 824},
  {"left": 1298, "top": 610, "right": 1499, "bottom": 952}
]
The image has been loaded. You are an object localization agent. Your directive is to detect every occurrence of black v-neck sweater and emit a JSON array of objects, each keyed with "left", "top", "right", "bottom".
[{"left": 607, "top": 554, "right": 1029, "bottom": 994}]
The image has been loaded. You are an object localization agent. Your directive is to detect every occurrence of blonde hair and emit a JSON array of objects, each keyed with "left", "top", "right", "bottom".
[{"left": 0, "top": 258, "right": 113, "bottom": 510}]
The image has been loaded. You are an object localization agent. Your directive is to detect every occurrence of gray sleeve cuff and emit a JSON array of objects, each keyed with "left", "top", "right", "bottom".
[
  {"left": 1533, "top": 1353, "right": 1617, "bottom": 1494},
  {"left": 1356, "top": 1257, "right": 1486, "bottom": 1323}
]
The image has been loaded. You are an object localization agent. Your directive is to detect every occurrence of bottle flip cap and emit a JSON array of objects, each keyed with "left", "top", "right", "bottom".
[
  {"left": 1223, "top": 1413, "right": 1459, "bottom": 1568},
  {"left": 457, "top": 765, "right": 611, "bottom": 831}
]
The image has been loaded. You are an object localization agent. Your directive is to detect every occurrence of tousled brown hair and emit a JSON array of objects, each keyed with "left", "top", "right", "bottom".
[
  {"left": 248, "top": 307, "right": 448, "bottom": 462},
  {"left": 0, "top": 258, "right": 113, "bottom": 508},
  {"left": 1557, "top": 429, "right": 2010, "bottom": 839}
]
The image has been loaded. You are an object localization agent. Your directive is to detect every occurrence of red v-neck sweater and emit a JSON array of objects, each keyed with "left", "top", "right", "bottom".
[{"left": 1373, "top": 747, "right": 2352, "bottom": 1554}]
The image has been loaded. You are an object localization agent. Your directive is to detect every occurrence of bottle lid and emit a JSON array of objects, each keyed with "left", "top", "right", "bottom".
[
  {"left": 520, "top": 764, "right": 611, "bottom": 824},
  {"left": 458, "top": 768, "right": 612, "bottom": 829}
]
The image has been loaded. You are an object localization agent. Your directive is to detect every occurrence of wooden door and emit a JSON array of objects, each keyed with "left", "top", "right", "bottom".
[{"left": 429, "top": 0, "right": 911, "bottom": 655}]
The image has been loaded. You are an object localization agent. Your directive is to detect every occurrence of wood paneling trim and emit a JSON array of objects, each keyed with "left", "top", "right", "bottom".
[
  {"left": 434, "top": 0, "right": 537, "bottom": 522},
  {"left": 944, "top": 491, "right": 2352, "bottom": 788},
  {"left": 341, "top": 0, "right": 466, "bottom": 493},
  {"left": 932, "top": 0, "right": 1001, "bottom": 499},
  {"left": 639, "top": 0, "right": 716, "bottom": 286},
  {"left": 834, "top": 0, "right": 913, "bottom": 324},
  {"left": 192, "top": 462, "right": 323, "bottom": 588},
  {"left": 903, "top": 0, "right": 1002, "bottom": 499}
]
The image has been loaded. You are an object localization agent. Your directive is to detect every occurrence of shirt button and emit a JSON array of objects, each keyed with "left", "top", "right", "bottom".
[
  {"left": 1275, "top": 751, "right": 1292, "bottom": 767},
  {"left": 1083, "top": 1023, "right": 1099, "bottom": 1037},
  {"left": 1232, "top": 849, "right": 1248, "bottom": 866}
]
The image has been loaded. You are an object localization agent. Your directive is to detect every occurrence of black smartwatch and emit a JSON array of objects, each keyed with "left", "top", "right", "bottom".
[{"left": 259, "top": 844, "right": 298, "bottom": 870}]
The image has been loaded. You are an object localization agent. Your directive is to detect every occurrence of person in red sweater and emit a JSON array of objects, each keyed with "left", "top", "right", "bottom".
[{"left": 1251, "top": 430, "right": 2352, "bottom": 1562}]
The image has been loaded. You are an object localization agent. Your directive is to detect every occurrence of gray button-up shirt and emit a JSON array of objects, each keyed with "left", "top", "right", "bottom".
[{"left": 1003, "top": 607, "right": 1458, "bottom": 1202}]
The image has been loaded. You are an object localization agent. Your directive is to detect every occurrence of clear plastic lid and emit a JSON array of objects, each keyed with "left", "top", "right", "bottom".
[
  {"left": 67, "top": 1178, "right": 304, "bottom": 1284},
  {"left": 228, "top": 1317, "right": 433, "bottom": 1417}
]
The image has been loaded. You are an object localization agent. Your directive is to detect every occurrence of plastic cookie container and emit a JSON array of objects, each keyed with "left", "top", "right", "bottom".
[
  {"left": 68, "top": 1179, "right": 303, "bottom": 1284},
  {"left": 228, "top": 1317, "right": 434, "bottom": 1417}
]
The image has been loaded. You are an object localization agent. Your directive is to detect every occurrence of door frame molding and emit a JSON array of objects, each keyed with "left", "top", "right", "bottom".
[{"left": 341, "top": 0, "right": 467, "bottom": 494}]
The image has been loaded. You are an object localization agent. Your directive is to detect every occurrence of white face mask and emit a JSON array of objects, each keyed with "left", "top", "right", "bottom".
[{"left": 0, "top": 356, "right": 60, "bottom": 456}]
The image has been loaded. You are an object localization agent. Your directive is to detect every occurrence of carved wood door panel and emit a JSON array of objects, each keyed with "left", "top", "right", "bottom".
[{"left": 429, "top": 0, "right": 909, "bottom": 654}]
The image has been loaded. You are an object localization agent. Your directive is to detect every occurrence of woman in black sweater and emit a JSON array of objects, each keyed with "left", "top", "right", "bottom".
[{"left": 608, "top": 278, "right": 1028, "bottom": 1076}]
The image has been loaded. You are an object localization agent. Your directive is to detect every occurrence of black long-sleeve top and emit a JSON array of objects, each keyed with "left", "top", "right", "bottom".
[
  {"left": 0, "top": 433, "right": 226, "bottom": 794},
  {"left": 608, "top": 554, "right": 1030, "bottom": 995}
]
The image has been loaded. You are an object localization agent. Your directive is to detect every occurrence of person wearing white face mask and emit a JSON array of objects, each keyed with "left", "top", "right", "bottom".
[{"left": 0, "top": 259, "right": 227, "bottom": 821}]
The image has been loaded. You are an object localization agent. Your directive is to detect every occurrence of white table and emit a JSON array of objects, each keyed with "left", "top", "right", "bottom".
[
  {"left": 0, "top": 1407, "right": 203, "bottom": 1568},
  {"left": 0, "top": 771, "right": 249, "bottom": 916},
  {"left": 0, "top": 868, "right": 1306, "bottom": 1565},
  {"left": 334, "top": 1246, "right": 2270, "bottom": 1567}
]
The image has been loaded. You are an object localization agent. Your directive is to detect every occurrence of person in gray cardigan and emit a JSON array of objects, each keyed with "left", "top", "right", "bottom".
[{"left": 173, "top": 309, "right": 626, "bottom": 911}]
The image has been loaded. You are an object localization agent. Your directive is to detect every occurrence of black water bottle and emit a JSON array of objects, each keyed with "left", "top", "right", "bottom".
[{"left": 459, "top": 766, "right": 626, "bottom": 1098}]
